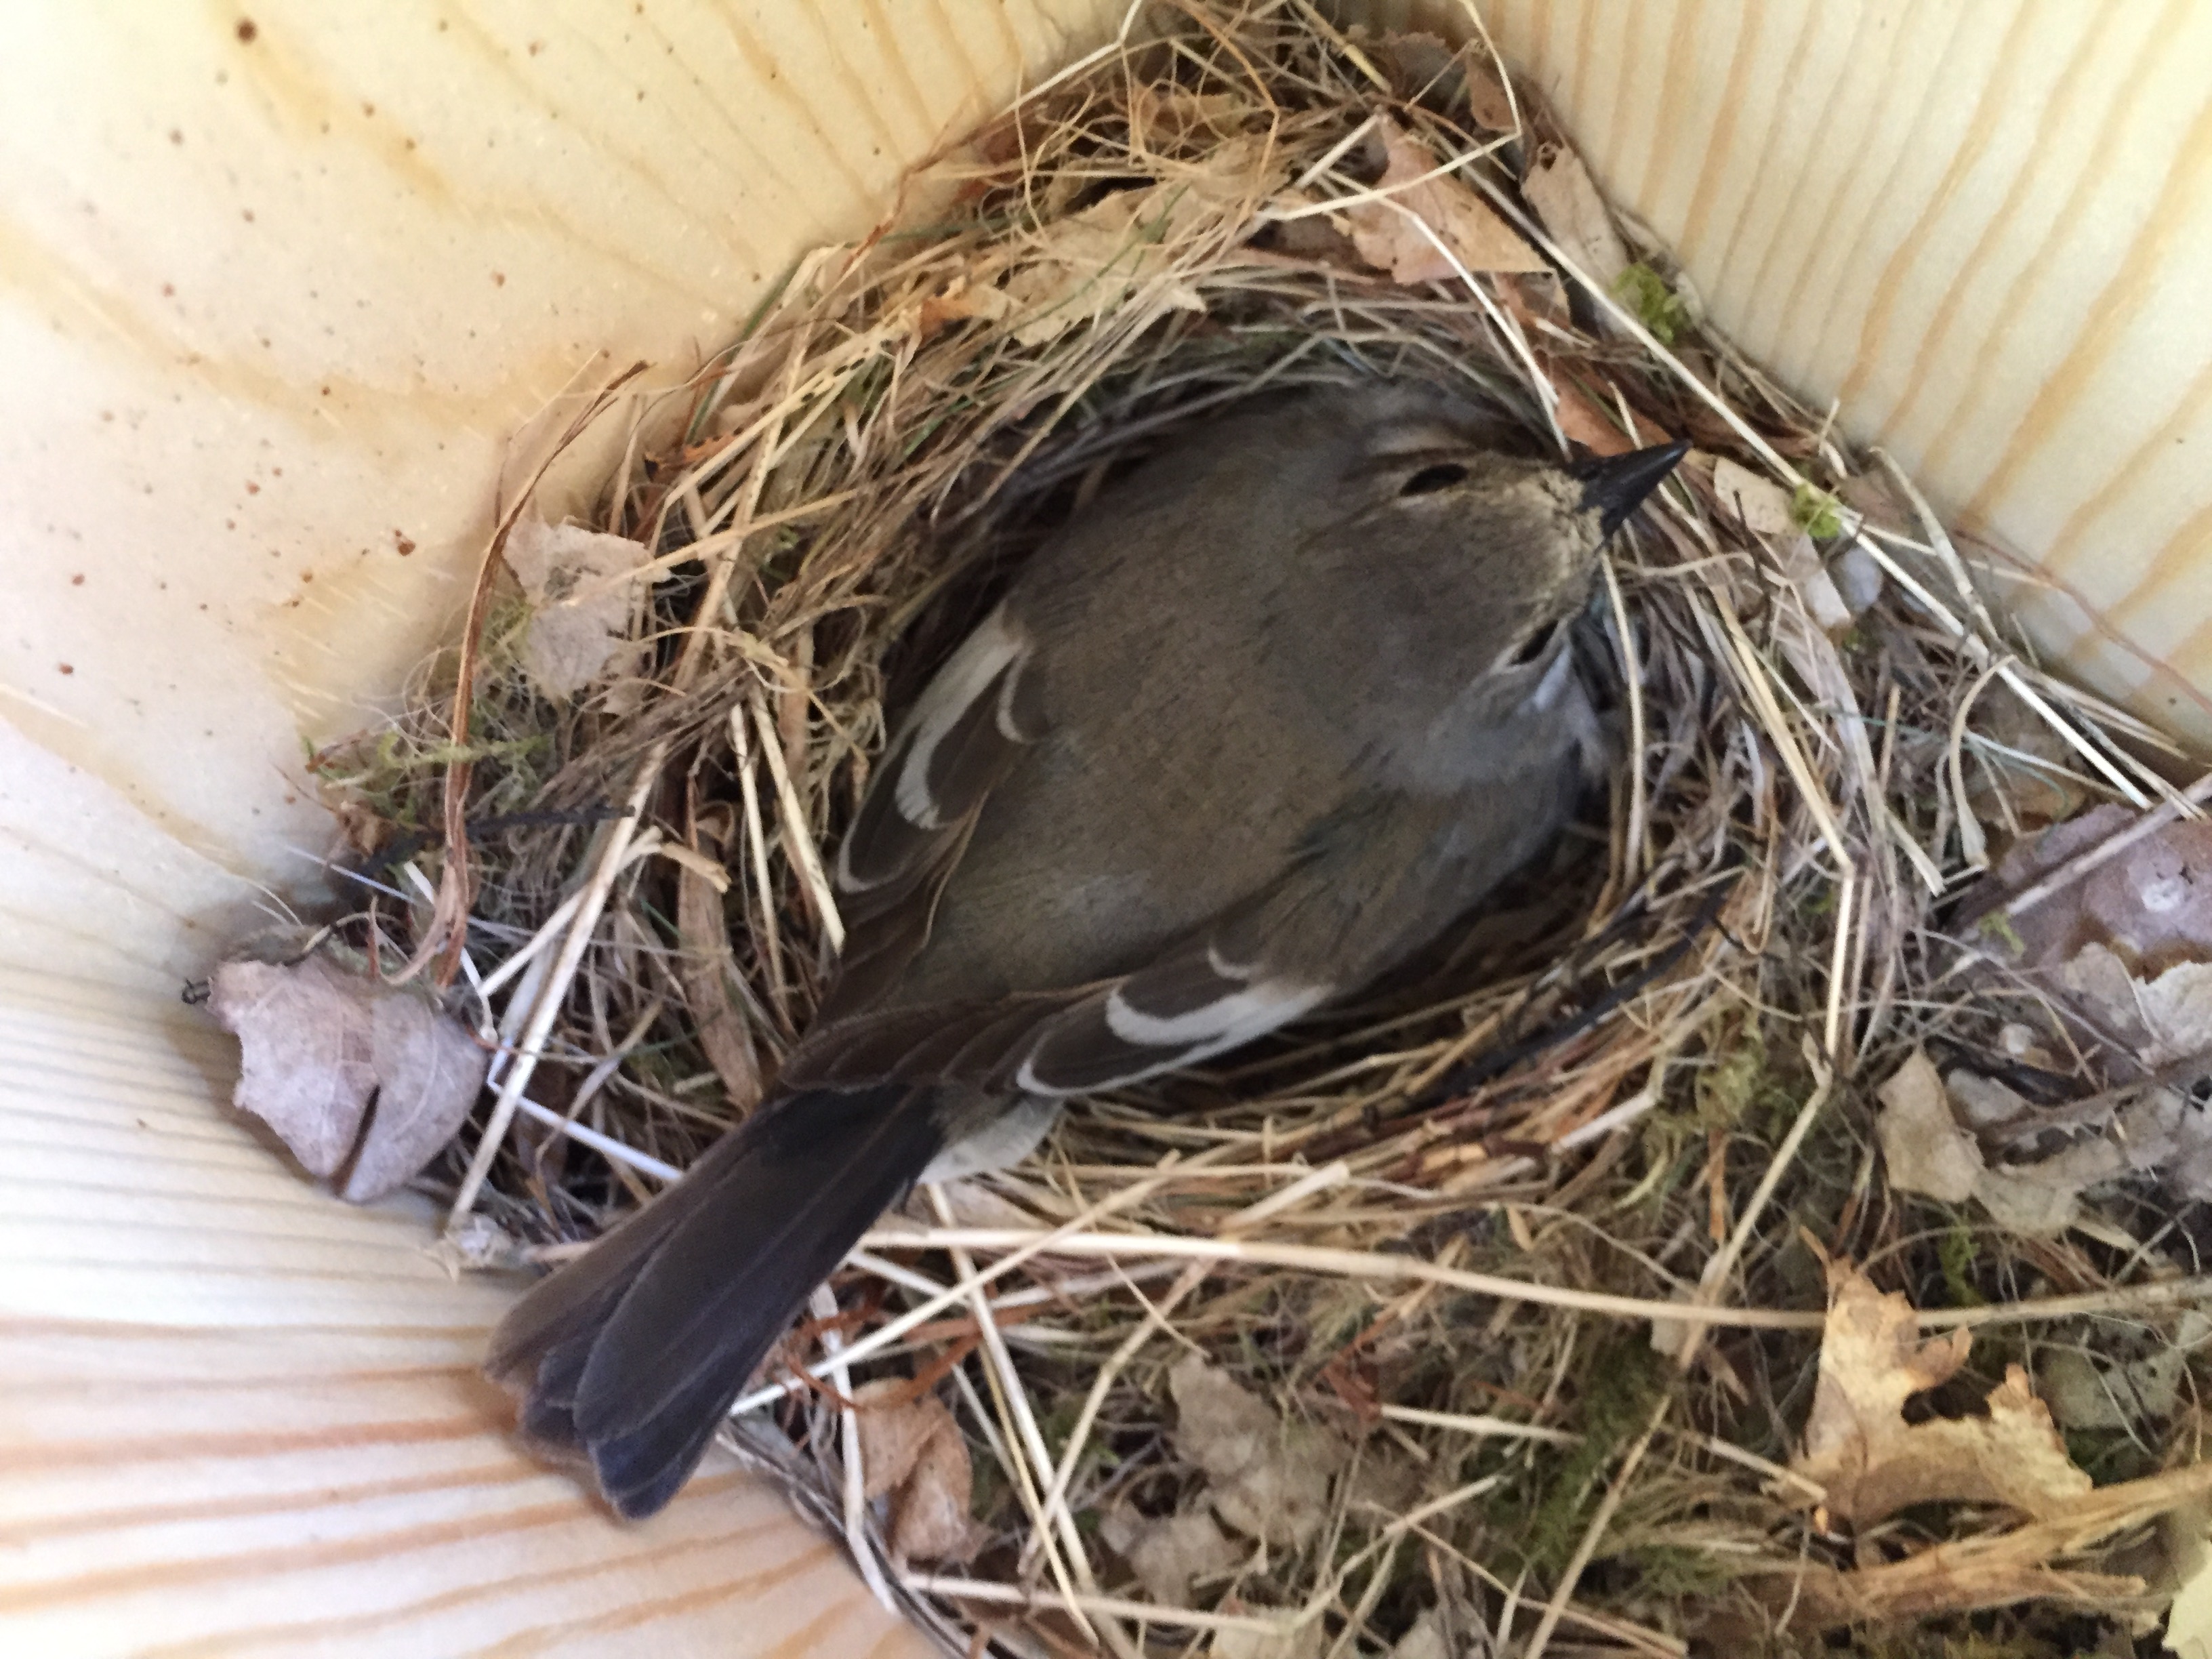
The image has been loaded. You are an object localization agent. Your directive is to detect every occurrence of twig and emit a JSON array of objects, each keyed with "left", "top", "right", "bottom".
[
  {"left": 447, "top": 762, "right": 659, "bottom": 1225},
  {"left": 861, "top": 1225, "right": 1826, "bottom": 1330}
]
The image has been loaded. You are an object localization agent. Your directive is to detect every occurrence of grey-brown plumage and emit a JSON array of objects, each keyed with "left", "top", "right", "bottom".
[{"left": 487, "top": 382, "right": 1685, "bottom": 1517}]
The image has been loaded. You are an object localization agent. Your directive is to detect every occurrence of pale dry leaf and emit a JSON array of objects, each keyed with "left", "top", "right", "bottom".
[
  {"left": 1876, "top": 1049, "right": 1983, "bottom": 1204},
  {"left": 1945, "top": 1068, "right": 2031, "bottom": 1130},
  {"left": 1776, "top": 533, "right": 1856, "bottom": 636},
  {"left": 1000, "top": 141, "right": 1276, "bottom": 348},
  {"left": 2061, "top": 946, "right": 2212, "bottom": 1070},
  {"left": 1130, "top": 83, "right": 1247, "bottom": 148},
  {"left": 2043, "top": 1311, "right": 2210, "bottom": 1432},
  {"left": 2168, "top": 1493, "right": 2212, "bottom": 1659},
  {"left": 1099, "top": 1504, "right": 1241, "bottom": 1607},
  {"left": 1711, "top": 455, "right": 1795, "bottom": 538},
  {"left": 1002, "top": 188, "right": 1204, "bottom": 346},
  {"left": 1971, "top": 1166, "right": 2089, "bottom": 1237},
  {"left": 911, "top": 278, "right": 1013, "bottom": 342},
  {"left": 1832, "top": 541, "right": 1885, "bottom": 617},
  {"left": 1966, "top": 1068, "right": 2124, "bottom": 1235},
  {"left": 1170, "top": 1355, "right": 1347, "bottom": 1547},
  {"left": 2135, "top": 960, "right": 2212, "bottom": 1067},
  {"left": 209, "top": 954, "right": 377, "bottom": 1177},
  {"left": 347, "top": 988, "right": 491, "bottom": 1202},
  {"left": 891, "top": 1409, "right": 987, "bottom": 1562},
  {"left": 1938, "top": 1064, "right": 2212, "bottom": 1233},
  {"left": 208, "top": 951, "right": 489, "bottom": 1203},
  {"left": 2120, "top": 1087, "right": 2212, "bottom": 1202},
  {"left": 1877, "top": 1055, "right": 2137, "bottom": 1238},
  {"left": 851, "top": 1380, "right": 987, "bottom": 1563},
  {"left": 502, "top": 518, "right": 652, "bottom": 700},
  {"left": 1210, "top": 1625, "right": 1321, "bottom": 1659},
  {"left": 1521, "top": 141, "right": 1629, "bottom": 289},
  {"left": 1792, "top": 1265, "right": 2091, "bottom": 1526},
  {"left": 853, "top": 1378, "right": 938, "bottom": 1496},
  {"left": 1389, "top": 1609, "right": 1450, "bottom": 1659},
  {"left": 1343, "top": 117, "right": 1544, "bottom": 285},
  {"left": 1173, "top": 1353, "right": 1282, "bottom": 1477}
]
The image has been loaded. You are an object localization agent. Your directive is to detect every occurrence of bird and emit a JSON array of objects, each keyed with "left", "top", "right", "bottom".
[{"left": 487, "top": 380, "right": 1687, "bottom": 1519}]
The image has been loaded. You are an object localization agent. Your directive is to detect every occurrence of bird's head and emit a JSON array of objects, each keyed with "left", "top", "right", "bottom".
[{"left": 1282, "top": 384, "right": 1684, "bottom": 695}]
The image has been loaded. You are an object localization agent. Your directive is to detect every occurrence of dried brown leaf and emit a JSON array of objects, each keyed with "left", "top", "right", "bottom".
[
  {"left": 852, "top": 1380, "right": 987, "bottom": 1564},
  {"left": 1343, "top": 117, "right": 1543, "bottom": 285},
  {"left": 676, "top": 805, "right": 762, "bottom": 1113},
  {"left": 1551, "top": 379, "right": 1657, "bottom": 457},
  {"left": 1495, "top": 269, "right": 1571, "bottom": 331},
  {"left": 1465, "top": 63, "right": 1517, "bottom": 134},
  {"left": 1792, "top": 1265, "right": 2091, "bottom": 1526},
  {"left": 1980, "top": 811, "right": 2212, "bottom": 975},
  {"left": 1521, "top": 141, "right": 1629, "bottom": 289}
]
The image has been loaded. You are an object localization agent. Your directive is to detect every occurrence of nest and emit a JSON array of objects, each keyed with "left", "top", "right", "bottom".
[{"left": 299, "top": 3, "right": 2212, "bottom": 1653}]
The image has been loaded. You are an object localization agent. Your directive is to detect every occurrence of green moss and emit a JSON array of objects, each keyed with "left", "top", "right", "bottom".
[
  {"left": 1521, "top": 1339, "right": 1671, "bottom": 1573},
  {"left": 1790, "top": 483, "right": 1845, "bottom": 539},
  {"left": 1622, "top": 1542, "right": 1734, "bottom": 1601},
  {"left": 1695, "top": 1035, "right": 1765, "bottom": 1132},
  {"left": 1975, "top": 909, "right": 2027, "bottom": 959},
  {"left": 1938, "top": 1223, "right": 1986, "bottom": 1308},
  {"left": 1613, "top": 263, "right": 1689, "bottom": 345}
]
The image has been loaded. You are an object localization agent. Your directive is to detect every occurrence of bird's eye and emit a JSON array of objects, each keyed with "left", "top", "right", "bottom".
[
  {"left": 1399, "top": 462, "right": 1469, "bottom": 497},
  {"left": 1507, "top": 618, "right": 1559, "bottom": 668}
]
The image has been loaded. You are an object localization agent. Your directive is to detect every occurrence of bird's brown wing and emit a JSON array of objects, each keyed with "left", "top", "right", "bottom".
[{"left": 819, "top": 603, "right": 1048, "bottom": 1019}]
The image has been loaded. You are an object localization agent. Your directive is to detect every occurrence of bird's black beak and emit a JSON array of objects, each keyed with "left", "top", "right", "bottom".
[{"left": 1568, "top": 441, "right": 1690, "bottom": 537}]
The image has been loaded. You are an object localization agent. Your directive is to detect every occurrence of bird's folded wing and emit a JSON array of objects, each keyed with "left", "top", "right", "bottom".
[
  {"left": 794, "top": 787, "right": 1523, "bottom": 1099},
  {"left": 823, "top": 604, "right": 1048, "bottom": 1017},
  {"left": 783, "top": 881, "right": 1338, "bottom": 1099}
]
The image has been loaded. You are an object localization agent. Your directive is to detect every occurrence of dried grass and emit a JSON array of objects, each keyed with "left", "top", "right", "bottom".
[{"left": 301, "top": 3, "right": 2212, "bottom": 1652}]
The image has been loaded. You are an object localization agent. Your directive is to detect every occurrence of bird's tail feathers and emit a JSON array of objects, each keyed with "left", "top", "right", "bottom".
[{"left": 486, "top": 1082, "right": 945, "bottom": 1518}]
